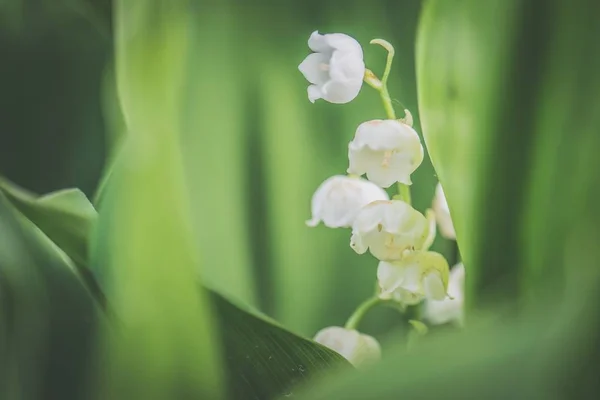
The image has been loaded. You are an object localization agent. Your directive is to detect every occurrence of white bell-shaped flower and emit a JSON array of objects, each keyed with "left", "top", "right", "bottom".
[
  {"left": 307, "top": 175, "right": 389, "bottom": 228},
  {"left": 424, "top": 263, "right": 465, "bottom": 326},
  {"left": 347, "top": 119, "right": 424, "bottom": 188},
  {"left": 377, "top": 251, "right": 450, "bottom": 306},
  {"left": 298, "top": 31, "right": 365, "bottom": 104},
  {"left": 433, "top": 182, "right": 456, "bottom": 240},
  {"left": 314, "top": 326, "right": 381, "bottom": 367},
  {"left": 350, "top": 200, "right": 429, "bottom": 261}
]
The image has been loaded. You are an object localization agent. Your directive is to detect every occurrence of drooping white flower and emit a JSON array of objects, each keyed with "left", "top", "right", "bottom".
[
  {"left": 347, "top": 119, "right": 424, "bottom": 188},
  {"left": 306, "top": 175, "right": 389, "bottom": 228},
  {"left": 377, "top": 251, "right": 450, "bottom": 306},
  {"left": 314, "top": 326, "right": 381, "bottom": 367},
  {"left": 432, "top": 182, "right": 456, "bottom": 240},
  {"left": 424, "top": 263, "right": 465, "bottom": 326},
  {"left": 298, "top": 31, "right": 365, "bottom": 104},
  {"left": 350, "top": 200, "right": 429, "bottom": 261}
]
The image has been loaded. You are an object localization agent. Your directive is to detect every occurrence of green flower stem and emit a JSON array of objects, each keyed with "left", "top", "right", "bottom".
[
  {"left": 344, "top": 296, "right": 384, "bottom": 330},
  {"left": 370, "top": 39, "right": 397, "bottom": 120},
  {"left": 380, "top": 84, "right": 397, "bottom": 120}
]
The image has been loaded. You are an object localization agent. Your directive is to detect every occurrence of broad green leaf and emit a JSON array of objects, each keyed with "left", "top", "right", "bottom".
[
  {"left": 416, "top": 0, "right": 600, "bottom": 306},
  {"left": 0, "top": 176, "right": 96, "bottom": 270},
  {"left": 416, "top": 0, "right": 523, "bottom": 306},
  {"left": 0, "top": 177, "right": 106, "bottom": 307},
  {"left": 0, "top": 191, "right": 102, "bottom": 400},
  {"left": 209, "top": 290, "right": 351, "bottom": 400},
  {"left": 91, "top": 1, "right": 224, "bottom": 398}
]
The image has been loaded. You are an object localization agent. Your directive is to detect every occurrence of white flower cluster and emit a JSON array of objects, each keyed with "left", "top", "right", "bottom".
[{"left": 299, "top": 31, "right": 464, "bottom": 365}]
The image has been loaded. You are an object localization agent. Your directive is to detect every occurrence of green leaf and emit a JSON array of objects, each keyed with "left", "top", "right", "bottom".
[
  {"left": 0, "top": 191, "right": 102, "bottom": 400},
  {"left": 209, "top": 290, "right": 351, "bottom": 400},
  {"left": 0, "top": 176, "right": 96, "bottom": 269},
  {"left": 416, "top": 0, "right": 525, "bottom": 305},
  {"left": 2, "top": 176, "right": 350, "bottom": 400},
  {"left": 90, "top": 1, "right": 224, "bottom": 398},
  {"left": 416, "top": 0, "right": 600, "bottom": 306},
  {"left": 0, "top": 177, "right": 107, "bottom": 308}
]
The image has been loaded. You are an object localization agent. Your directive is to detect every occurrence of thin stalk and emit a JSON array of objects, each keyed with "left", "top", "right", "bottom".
[{"left": 344, "top": 296, "right": 383, "bottom": 330}]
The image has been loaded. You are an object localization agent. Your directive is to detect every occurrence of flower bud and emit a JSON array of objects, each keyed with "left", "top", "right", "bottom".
[
  {"left": 377, "top": 251, "right": 450, "bottom": 306},
  {"left": 347, "top": 119, "right": 424, "bottom": 188},
  {"left": 424, "top": 263, "right": 465, "bottom": 326},
  {"left": 314, "top": 326, "right": 381, "bottom": 367},
  {"left": 298, "top": 31, "right": 365, "bottom": 104},
  {"left": 307, "top": 175, "right": 389, "bottom": 228},
  {"left": 432, "top": 182, "right": 456, "bottom": 240},
  {"left": 350, "top": 200, "right": 428, "bottom": 261}
]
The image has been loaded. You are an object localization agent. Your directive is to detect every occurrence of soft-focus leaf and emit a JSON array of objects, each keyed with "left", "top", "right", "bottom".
[
  {"left": 417, "top": 0, "right": 600, "bottom": 306},
  {"left": 0, "top": 191, "right": 101, "bottom": 400},
  {"left": 0, "top": 177, "right": 106, "bottom": 307},
  {"left": 90, "top": 1, "right": 224, "bottom": 398},
  {"left": 416, "top": 0, "right": 523, "bottom": 305},
  {"left": 0, "top": 176, "right": 96, "bottom": 269}
]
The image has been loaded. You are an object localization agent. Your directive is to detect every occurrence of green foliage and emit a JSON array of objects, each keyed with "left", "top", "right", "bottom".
[
  {"left": 0, "top": 191, "right": 101, "bottom": 400},
  {"left": 0, "top": 177, "right": 96, "bottom": 269},
  {"left": 211, "top": 290, "right": 351, "bottom": 399},
  {"left": 0, "top": 176, "right": 351, "bottom": 400},
  {"left": 91, "top": 1, "right": 225, "bottom": 398},
  {"left": 2, "top": 0, "right": 600, "bottom": 399}
]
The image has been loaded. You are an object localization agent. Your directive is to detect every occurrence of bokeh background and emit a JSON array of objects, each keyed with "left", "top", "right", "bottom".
[{"left": 0, "top": 0, "right": 454, "bottom": 342}]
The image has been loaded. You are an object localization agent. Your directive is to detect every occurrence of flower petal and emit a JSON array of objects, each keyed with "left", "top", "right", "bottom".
[
  {"left": 307, "top": 30, "right": 330, "bottom": 53},
  {"left": 321, "top": 77, "right": 363, "bottom": 104},
  {"left": 323, "top": 33, "right": 363, "bottom": 55},
  {"left": 423, "top": 271, "right": 446, "bottom": 301},
  {"left": 307, "top": 175, "right": 389, "bottom": 229},
  {"left": 328, "top": 50, "right": 365, "bottom": 83},
  {"left": 350, "top": 231, "right": 368, "bottom": 254},
  {"left": 377, "top": 260, "right": 405, "bottom": 295},
  {"left": 298, "top": 52, "right": 330, "bottom": 85},
  {"left": 365, "top": 164, "right": 401, "bottom": 188},
  {"left": 347, "top": 146, "right": 381, "bottom": 177},
  {"left": 307, "top": 85, "right": 323, "bottom": 103},
  {"left": 424, "top": 263, "right": 465, "bottom": 326},
  {"left": 433, "top": 183, "right": 456, "bottom": 240}
]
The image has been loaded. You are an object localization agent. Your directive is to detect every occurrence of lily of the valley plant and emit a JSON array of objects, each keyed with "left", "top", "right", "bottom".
[{"left": 299, "top": 31, "right": 465, "bottom": 366}]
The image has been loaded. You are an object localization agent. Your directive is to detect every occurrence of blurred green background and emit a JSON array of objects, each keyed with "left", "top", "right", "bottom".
[{"left": 0, "top": 0, "right": 454, "bottom": 340}]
